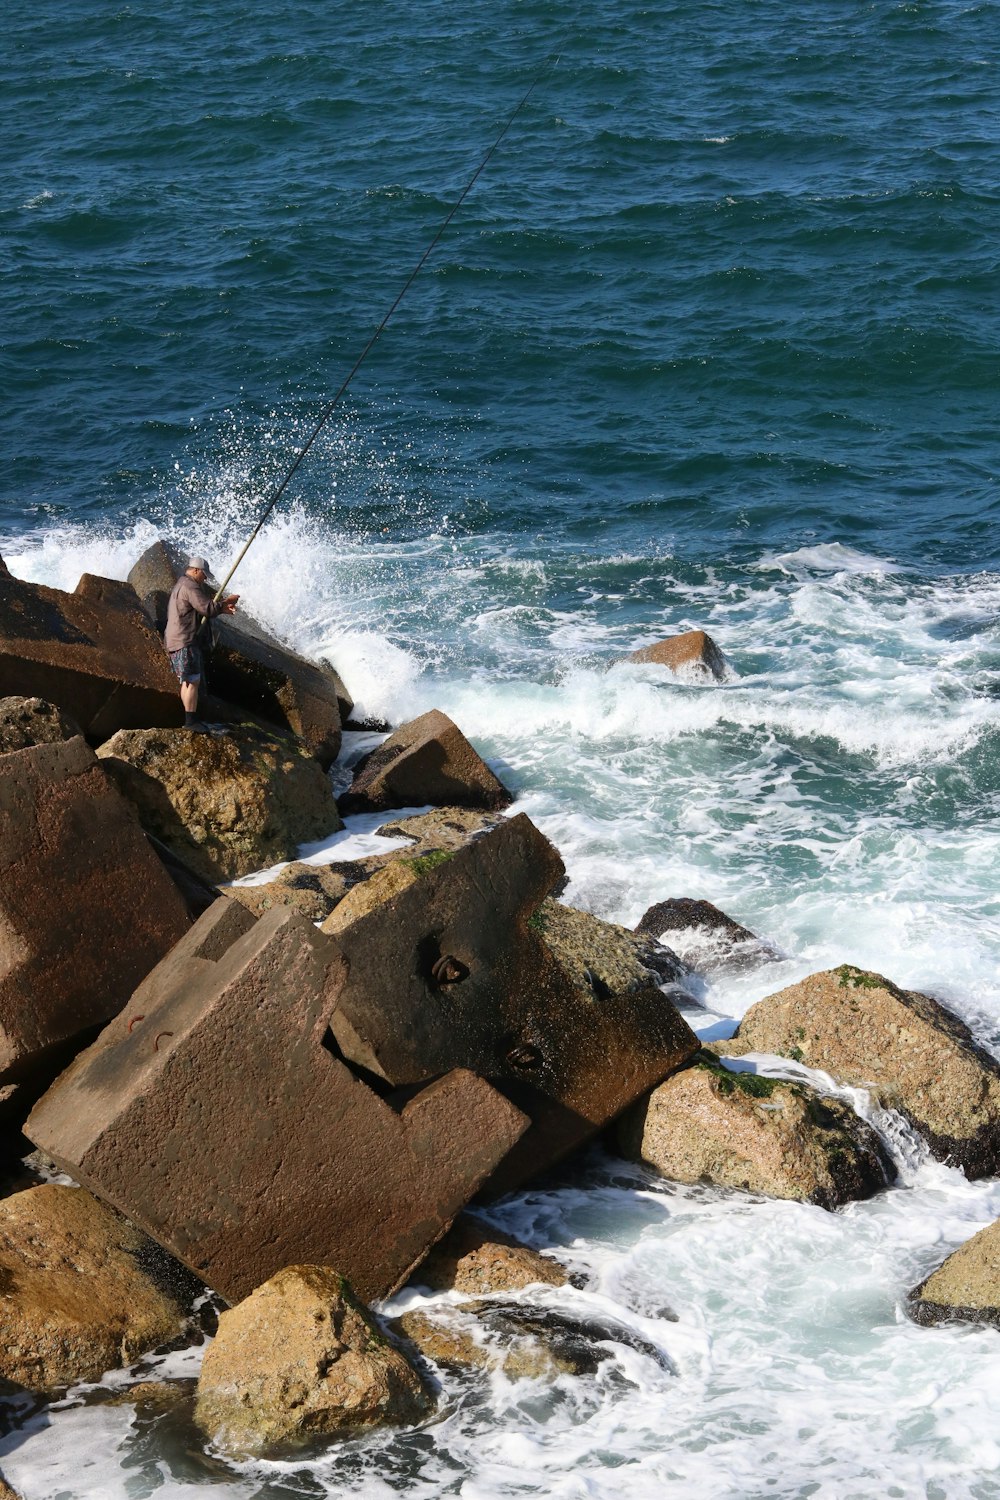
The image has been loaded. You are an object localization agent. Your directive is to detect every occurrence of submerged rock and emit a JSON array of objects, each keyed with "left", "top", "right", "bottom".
[
  {"left": 339, "top": 709, "right": 512, "bottom": 815},
  {"left": 725, "top": 965, "right": 1000, "bottom": 1178},
  {"left": 908, "top": 1219, "right": 1000, "bottom": 1329},
  {"left": 0, "top": 697, "right": 81, "bottom": 755},
  {"left": 626, "top": 629, "right": 729, "bottom": 681},
  {"left": 0, "top": 1185, "right": 188, "bottom": 1393},
  {"left": 97, "top": 721, "right": 342, "bottom": 882},
  {"left": 618, "top": 1054, "right": 894, "bottom": 1209},
  {"left": 414, "top": 1214, "right": 568, "bottom": 1295},
  {"left": 635, "top": 897, "right": 780, "bottom": 975},
  {"left": 194, "top": 1266, "right": 430, "bottom": 1459}
]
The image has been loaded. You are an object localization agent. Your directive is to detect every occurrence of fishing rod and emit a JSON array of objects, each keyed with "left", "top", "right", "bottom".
[{"left": 209, "top": 49, "right": 561, "bottom": 606}]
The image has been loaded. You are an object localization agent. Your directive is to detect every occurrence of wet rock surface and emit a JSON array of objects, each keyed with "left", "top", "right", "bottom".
[
  {"left": 0, "top": 697, "right": 81, "bottom": 755},
  {"left": 908, "top": 1218, "right": 1000, "bottom": 1329},
  {"left": 97, "top": 720, "right": 343, "bottom": 882},
  {"left": 0, "top": 736, "right": 190, "bottom": 1087},
  {"left": 414, "top": 1214, "right": 568, "bottom": 1295},
  {"left": 725, "top": 965, "right": 1000, "bottom": 1177},
  {"left": 195, "top": 1266, "right": 430, "bottom": 1459},
  {"left": 626, "top": 628, "right": 729, "bottom": 681},
  {"left": 635, "top": 897, "right": 780, "bottom": 975},
  {"left": 339, "top": 709, "right": 512, "bottom": 814},
  {"left": 27, "top": 899, "right": 528, "bottom": 1306},
  {"left": 618, "top": 1054, "right": 895, "bottom": 1209},
  {"left": 0, "top": 1185, "right": 188, "bottom": 1393}
]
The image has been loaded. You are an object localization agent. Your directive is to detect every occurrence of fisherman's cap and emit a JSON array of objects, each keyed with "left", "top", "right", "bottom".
[{"left": 187, "top": 556, "right": 210, "bottom": 572}]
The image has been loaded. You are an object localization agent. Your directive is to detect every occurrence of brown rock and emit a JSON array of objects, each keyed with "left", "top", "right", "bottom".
[
  {"left": 908, "top": 1219, "right": 1000, "bottom": 1329},
  {"left": 617, "top": 1055, "right": 894, "bottom": 1209},
  {"left": 376, "top": 805, "right": 506, "bottom": 849},
  {"left": 0, "top": 737, "right": 190, "bottom": 1087},
  {"left": 0, "top": 1185, "right": 187, "bottom": 1393},
  {"left": 27, "top": 899, "right": 528, "bottom": 1306},
  {"left": 0, "top": 1476, "right": 21, "bottom": 1500},
  {"left": 0, "top": 566, "right": 182, "bottom": 738},
  {"left": 195, "top": 1266, "right": 429, "bottom": 1458},
  {"left": 537, "top": 898, "right": 689, "bottom": 995},
  {"left": 229, "top": 862, "right": 357, "bottom": 923},
  {"left": 326, "top": 816, "right": 699, "bottom": 1194},
  {"left": 626, "top": 629, "right": 728, "bottom": 681},
  {"left": 635, "top": 897, "right": 780, "bottom": 974},
  {"left": 396, "top": 1305, "right": 575, "bottom": 1379},
  {"left": 0, "top": 696, "right": 81, "bottom": 755},
  {"left": 415, "top": 1214, "right": 568, "bottom": 1294},
  {"left": 725, "top": 965, "right": 1000, "bottom": 1177},
  {"left": 339, "top": 709, "right": 512, "bottom": 815},
  {"left": 127, "top": 540, "right": 348, "bottom": 766},
  {"left": 323, "top": 857, "right": 425, "bottom": 932},
  {"left": 97, "top": 721, "right": 342, "bottom": 882}
]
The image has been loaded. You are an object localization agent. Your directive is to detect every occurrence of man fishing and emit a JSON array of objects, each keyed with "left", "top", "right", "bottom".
[{"left": 164, "top": 556, "right": 239, "bottom": 733}]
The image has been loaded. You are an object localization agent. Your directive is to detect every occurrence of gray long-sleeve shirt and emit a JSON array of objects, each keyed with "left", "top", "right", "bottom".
[{"left": 164, "top": 574, "right": 225, "bottom": 652}]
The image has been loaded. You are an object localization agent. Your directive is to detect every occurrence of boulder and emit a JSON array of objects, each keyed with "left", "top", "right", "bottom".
[
  {"left": 725, "top": 965, "right": 1000, "bottom": 1177},
  {"left": 636, "top": 897, "right": 780, "bottom": 975},
  {"left": 339, "top": 709, "right": 512, "bottom": 815},
  {"left": 27, "top": 899, "right": 528, "bottom": 1306},
  {"left": 325, "top": 815, "right": 699, "bottom": 1194},
  {"left": 537, "top": 898, "right": 690, "bottom": 994},
  {"left": 617, "top": 1054, "right": 894, "bottom": 1209},
  {"left": 97, "top": 721, "right": 342, "bottom": 883},
  {"left": 396, "top": 1305, "right": 580, "bottom": 1380},
  {"left": 127, "top": 540, "right": 348, "bottom": 766},
  {"left": 0, "top": 737, "right": 190, "bottom": 1087},
  {"left": 0, "top": 696, "right": 81, "bottom": 755},
  {"left": 0, "top": 1476, "right": 21, "bottom": 1500},
  {"left": 414, "top": 1214, "right": 568, "bottom": 1294},
  {"left": 626, "top": 629, "right": 728, "bottom": 681},
  {"left": 908, "top": 1219, "right": 1000, "bottom": 1329},
  {"left": 0, "top": 566, "right": 182, "bottom": 737},
  {"left": 0, "top": 1185, "right": 187, "bottom": 1393},
  {"left": 229, "top": 861, "right": 358, "bottom": 923},
  {"left": 194, "top": 1266, "right": 429, "bottom": 1459}
]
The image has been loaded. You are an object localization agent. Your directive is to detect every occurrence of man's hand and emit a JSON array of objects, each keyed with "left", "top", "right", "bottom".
[{"left": 222, "top": 594, "right": 239, "bottom": 615}]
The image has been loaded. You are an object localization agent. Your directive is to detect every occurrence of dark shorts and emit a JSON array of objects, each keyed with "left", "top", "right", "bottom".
[{"left": 168, "top": 643, "right": 203, "bottom": 684}]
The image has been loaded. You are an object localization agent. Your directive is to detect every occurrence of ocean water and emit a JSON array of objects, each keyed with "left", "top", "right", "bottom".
[{"left": 3, "top": 0, "right": 1000, "bottom": 1495}]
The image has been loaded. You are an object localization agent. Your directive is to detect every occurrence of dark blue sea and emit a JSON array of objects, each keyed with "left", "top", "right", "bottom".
[{"left": 3, "top": 3, "right": 1000, "bottom": 1495}]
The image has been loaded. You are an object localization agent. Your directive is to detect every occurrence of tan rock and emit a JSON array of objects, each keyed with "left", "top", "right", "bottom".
[
  {"left": 395, "top": 1306, "right": 573, "bottom": 1380},
  {"left": 0, "top": 1475, "right": 22, "bottom": 1500},
  {"left": 323, "top": 857, "right": 426, "bottom": 933},
  {"left": 376, "top": 806, "right": 506, "bottom": 849},
  {"left": 626, "top": 629, "right": 728, "bottom": 681},
  {"left": 617, "top": 1055, "right": 894, "bottom": 1209},
  {"left": 97, "top": 721, "right": 342, "bottom": 882},
  {"left": 415, "top": 1214, "right": 568, "bottom": 1294},
  {"left": 726, "top": 965, "right": 1000, "bottom": 1177},
  {"left": 194, "top": 1266, "right": 430, "bottom": 1458},
  {"left": 908, "top": 1219, "right": 1000, "bottom": 1328},
  {"left": 228, "top": 862, "right": 356, "bottom": 922},
  {"left": 0, "top": 1185, "right": 187, "bottom": 1393},
  {"left": 536, "top": 899, "right": 688, "bottom": 994},
  {"left": 0, "top": 697, "right": 81, "bottom": 755},
  {"left": 340, "top": 709, "right": 512, "bottom": 815}
]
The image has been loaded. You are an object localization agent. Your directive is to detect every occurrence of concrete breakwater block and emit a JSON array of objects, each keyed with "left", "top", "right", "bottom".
[
  {"left": 339, "top": 709, "right": 512, "bottom": 815},
  {"left": 0, "top": 736, "right": 190, "bottom": 1087},
  {"left": 0, "top": 562, "right": 182, "bottom": 738},
  {"left": 128, "top": 540, "right": 350, "bottom": 767},
  {"left": 626, "top": 628, "right": 729, "bottom": 681},
  {"left": 26, "top": 899, "right": 528, "bottom": 1306},
  {"left": 326, "top": 815, "right": 699, "bottom": 1192}
]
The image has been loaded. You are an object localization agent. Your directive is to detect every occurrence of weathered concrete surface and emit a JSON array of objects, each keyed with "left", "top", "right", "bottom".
[
  {"left": 0, "top": 696, "right": 81, "bottom": 755},
  {"left": 195, "top": 1266, "right": 430, "bottom": 1458},
  {"left": 537, "top": 898, "right": 690, "bottom": 995},
  {"left": 626, "top": 629, "right": 729, "bottom": 681},
  {"left": 339, "top": 709, "right": 512, "bottom": 815},
  {"left": 618, "top": 1055, "right": 894, "bottom": 1209},
  {"left": 726, "top": 965, "right": 1000, "bottom": 1177},
  {"left": 908, "top": 1219, "right": 1000, "bottom": 1329},
  {"left": 128, "top": 540, "right": 348, "bottom": 765},
  {"left": 27, "top": 900, "right": 528, "bottom": 1306},
  {"left": 327, "top": 816, "right": 699, "bottom": 1192},
  {"left": 635, "top": 897, "right": 780, "bottom": 975},
  {"left": 414, "top": 1213, "right": 568, "bottom": 1294},
  {"left": 0, "top": 566, "right": 182, "bottom": 737},
  {"left": 97, "top": 721, "right": 342, "bottom": 882},
  {"left": 0, "top": 737, "right": 190, "bottom": 1086},
  {"left": 0, "top": 1185, "right": 187, "bottom": 1393}
]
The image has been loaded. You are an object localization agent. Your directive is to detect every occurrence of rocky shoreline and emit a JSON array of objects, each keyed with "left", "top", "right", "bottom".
[{"left": 1, "top": 542, "right": 999, "bottom": 1471}]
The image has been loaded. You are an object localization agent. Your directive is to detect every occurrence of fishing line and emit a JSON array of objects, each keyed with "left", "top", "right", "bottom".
[{"left": 211, "top": 47, "right": 562, "bottom": 604}]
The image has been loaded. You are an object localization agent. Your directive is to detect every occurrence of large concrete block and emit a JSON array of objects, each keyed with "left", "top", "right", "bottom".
[
  {"left": 0, "top": 567, "right": 182, "bottom": 738},
  {"left": 128, "top": 540, "right": 349, "bottom": 765},
  {"left": 0, "top": 737, "right": 190, "bottom": 1085},
  {"left": 326, "top": 815, "right": 699, "bottom": 1191},
  {"left": 26, "top": 900, "right": 527, "bottom": 1305},
  {"left": 339, "top": 709, "right": 512, "bottom": 814}
]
